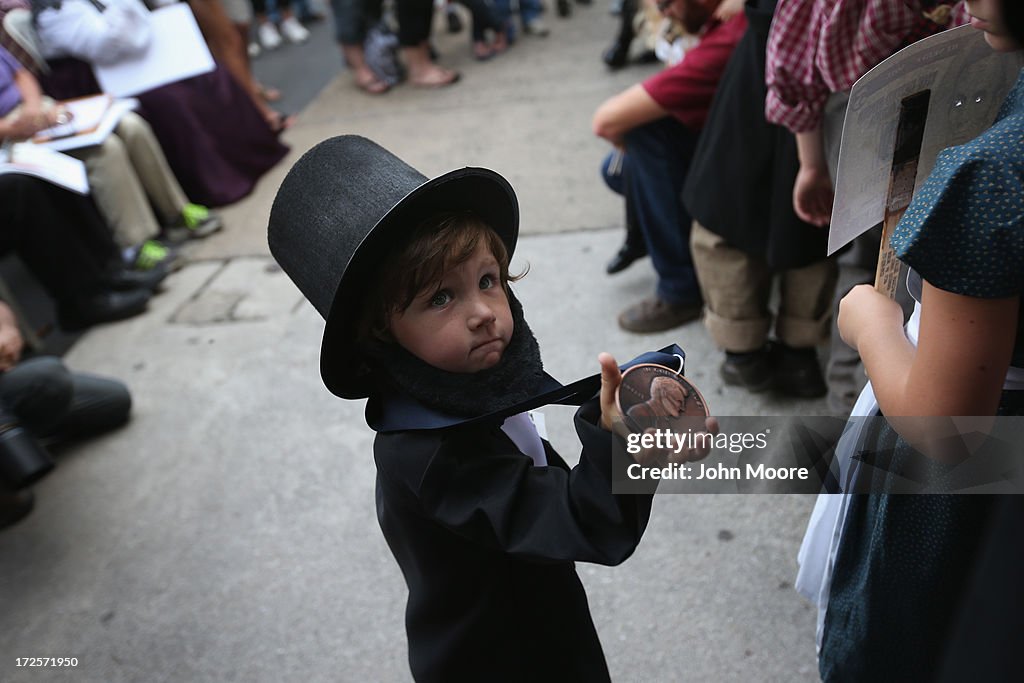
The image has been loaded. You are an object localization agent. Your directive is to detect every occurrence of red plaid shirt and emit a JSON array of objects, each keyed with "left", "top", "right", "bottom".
[{"left": 765, "top": 0, "right": 968, "bottom": 133}]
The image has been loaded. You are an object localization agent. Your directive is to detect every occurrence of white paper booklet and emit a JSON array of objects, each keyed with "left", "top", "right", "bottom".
[
  {"left": 0, "top": 143, "right": 90, "bottom": 194},
  {"left": 32, "top": 96, "right": 138, "bottom": 152},
  {"left": 93, "top": 4, "right": 215, "bottom": 97}
]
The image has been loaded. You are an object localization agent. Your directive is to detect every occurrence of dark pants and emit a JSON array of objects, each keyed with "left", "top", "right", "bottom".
[
  {"left": 603, "top": 117, "right": 701, "bottom": 305},
  {"left": 0, "top": 176, "right": 119, "bottom": 305},
  {"left": 612, "top": 0, "right": 638, "bottom": 51},
  {"left": 0, "top": 357, "right": 131, "bottom": 441},
  {"left": 456, "top": 0, "right": 503, "bottom": 41},
  {"left": 395, "top": 0, "right": 435, "bottom": 45},
  {"left": 331, "top": 0, "right": 382, "bottom": 45}
]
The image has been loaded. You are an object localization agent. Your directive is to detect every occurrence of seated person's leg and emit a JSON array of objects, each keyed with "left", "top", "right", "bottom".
[
  {"left": 617, "top": 118, "right": 702, "bottom": 332},
  {"left": 44, "top": 372, "right": 131, "bottom": 442},
  {"left": 69, "top": 133, "right": 161, "bottom": 252},
  {"left": 602, "top": 152, "right": 647, "bottom": 274},
  {"left": 0, "top": 176, "right": 154, "bottom": 330},
  {"left": 113, "top": 113, "right": 223, "bottom": 241},
  {"left": 0, "top": 357, "right": 73, "bottom": 437},
  {"left": 600, "top": 150, "right": 625, "bottom": 195}
]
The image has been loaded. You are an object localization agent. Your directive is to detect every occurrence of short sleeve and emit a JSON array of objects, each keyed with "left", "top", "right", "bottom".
[
  {"left": 891, "top": 121, "right": 1024, "bottom": 299},
  {"left": 641, "top": 13, "right": 747, "bottom": 131},
  {"left": 0, "top": 45, "right": 20, "bottom": 74}
]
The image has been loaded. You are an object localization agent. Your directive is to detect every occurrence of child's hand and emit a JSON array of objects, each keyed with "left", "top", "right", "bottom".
[
  {"left": 793, "top": 164, "right": 834, "bottom": 227},
  {"left": 631, "top": 417, "right": 721, "bottom": 467},
  {"left": 838, "top": 284, "right": 904, "bottom": 351},
  {"left": 598, "top": 352, "right": 623, "bottom": 432}
]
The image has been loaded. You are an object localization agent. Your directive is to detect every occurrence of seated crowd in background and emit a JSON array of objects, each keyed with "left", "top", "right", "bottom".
[{"left": 0, "top": 0, "right": 300, "bottom": 528}]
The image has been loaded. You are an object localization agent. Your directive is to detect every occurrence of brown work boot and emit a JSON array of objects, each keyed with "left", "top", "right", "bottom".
[{"left": 618, "top": 296, "right": 702, "bottom": 333}]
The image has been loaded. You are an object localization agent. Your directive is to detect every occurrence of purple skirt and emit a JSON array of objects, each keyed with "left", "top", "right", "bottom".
[{"left": 41, "top": 59, "right": 289, "bottom": 207}]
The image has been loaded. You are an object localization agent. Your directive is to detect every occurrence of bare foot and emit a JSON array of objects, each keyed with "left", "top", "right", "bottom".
[
  {"left": 354, "top": 67, "right": 391, "bottom": 94},
  {"left": 409, "top": 65, "right": 461, "bottom": 87}
]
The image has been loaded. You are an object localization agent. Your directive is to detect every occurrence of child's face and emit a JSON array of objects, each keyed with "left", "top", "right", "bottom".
[
  {"left": 967, "top": 0, "right": 1018, "bottom": 51},
  {"left": 389, "top": 242, "right": 514, "bottom": 373}
]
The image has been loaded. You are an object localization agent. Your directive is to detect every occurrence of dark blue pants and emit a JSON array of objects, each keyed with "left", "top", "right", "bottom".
[{"left": 602, "top": 117, "right": 701, "bottom": 306}]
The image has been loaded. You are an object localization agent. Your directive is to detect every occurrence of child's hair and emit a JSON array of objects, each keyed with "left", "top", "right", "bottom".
[{"left": 358, "top": 211, "right": 525, "bottom": 342}]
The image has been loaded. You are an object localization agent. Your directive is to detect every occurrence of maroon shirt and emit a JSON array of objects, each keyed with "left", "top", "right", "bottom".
[{"left": 641, "top": 13, "right": 748, "bottom": 131}]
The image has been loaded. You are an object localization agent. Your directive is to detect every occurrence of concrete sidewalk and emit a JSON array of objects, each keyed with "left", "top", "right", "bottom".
[{"left": 1, "top": 7, "right": 824, "bottom": 682}]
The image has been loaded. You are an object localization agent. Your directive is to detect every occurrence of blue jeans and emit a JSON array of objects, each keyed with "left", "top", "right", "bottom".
[
  {"left": 491, "top": 0, "right": 542, "bottom": 26},
  {"left": 601, "top": 117, "right": 701, "bottom": 306}
]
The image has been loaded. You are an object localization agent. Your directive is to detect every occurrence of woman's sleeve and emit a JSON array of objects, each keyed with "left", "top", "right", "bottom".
[
  {"left": 892, "top": 137, "right": 1024, "bottom": 299},
  {"left": 376, "top": 399, "right": 653, "bottom": 566},
  {"left": 36, "top": 0, "right": 152, "bottom": 65}
]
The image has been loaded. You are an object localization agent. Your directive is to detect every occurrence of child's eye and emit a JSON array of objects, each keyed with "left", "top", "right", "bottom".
[
  {"left": 430, "top": 290, "right": 453, "bottom": 307},
  {"left": 479, "top": 274, "right": 496, "bottom": 290}
]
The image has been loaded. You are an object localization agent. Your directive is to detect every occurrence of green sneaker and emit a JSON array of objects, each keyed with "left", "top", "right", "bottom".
[
  {"left": 175, "top": 203, "right": 223, "bottom": 239},
  {"left": 132, "top": 240, "right": 178, "bottom": 271}
]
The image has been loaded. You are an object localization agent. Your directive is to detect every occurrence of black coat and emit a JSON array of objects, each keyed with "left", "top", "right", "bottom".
[{"left": 373, "top": 399, "right": 653, "bottom": 682}]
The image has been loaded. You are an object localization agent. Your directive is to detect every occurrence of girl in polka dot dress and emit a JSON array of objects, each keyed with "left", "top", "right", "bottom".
[{"left": 810, "top": 1, "right": 1024, "bottom": 679}]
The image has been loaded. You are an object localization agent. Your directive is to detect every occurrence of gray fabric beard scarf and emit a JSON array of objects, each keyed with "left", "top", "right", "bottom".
[{"left": 362, "top": 291, "right": 546, "bottom": 418}]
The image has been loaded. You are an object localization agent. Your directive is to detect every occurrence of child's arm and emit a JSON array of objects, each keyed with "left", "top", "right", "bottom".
[
  {"left": 840, "top": 283, "right": 1017, "bottom": 418},
  {"left": 377, "top": 416, "right": 652, "bottom": 566},
  {"left": 0, "top": 68, "right": 59, "bottom": 141}
]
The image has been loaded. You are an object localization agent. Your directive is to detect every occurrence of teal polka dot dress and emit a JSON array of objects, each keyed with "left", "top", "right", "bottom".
[{"left": 820, "top": 69, "right": 1024, "bottom": 682}]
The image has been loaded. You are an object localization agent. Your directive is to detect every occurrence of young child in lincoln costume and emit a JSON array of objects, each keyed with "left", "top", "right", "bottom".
[{"left": 268, "top": 136, "right": 706, "bottom": 682}]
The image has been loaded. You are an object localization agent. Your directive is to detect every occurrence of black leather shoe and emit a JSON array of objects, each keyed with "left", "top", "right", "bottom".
[
  {"left": 773, "top": 344, "right": 828, "bottom": 398},
  {"left": 606, "top": 241, "right": 647, "bottom": 274},
  {"left": 557, "top": 0, "right": 571, "bottom": 17},
  {"left": 58, "top": 288, "right": 151, "bottom": 331},
  {"left": 104, "top": 262, "right": 170, "bottom": 292},
  {"left": 602, "top": 43, "right": 629, "bottom": 70},
  {"left": 720, "top": 347, "right": 775, "bottom": 393}
]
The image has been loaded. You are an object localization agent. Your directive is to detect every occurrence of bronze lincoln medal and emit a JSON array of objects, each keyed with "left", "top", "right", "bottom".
[{"left": 616, "top": 363, "right": 709, "bottom": 435}]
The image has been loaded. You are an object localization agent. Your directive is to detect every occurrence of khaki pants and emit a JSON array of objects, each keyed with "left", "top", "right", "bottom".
[
  {"left": 690, "top": 221, "right": 837, "bottom": 353},
  {"left": 67, "top": 111, "right": 188, "bottom": 249}
]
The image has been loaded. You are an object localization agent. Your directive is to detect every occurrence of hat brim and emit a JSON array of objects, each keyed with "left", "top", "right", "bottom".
[{"left": 320, "top": 167, "right": 519, "bottom": 399}]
